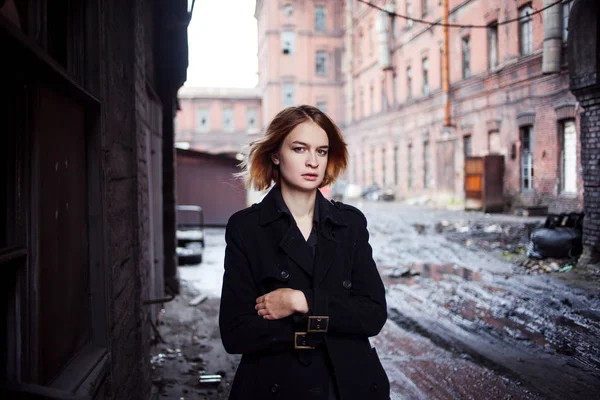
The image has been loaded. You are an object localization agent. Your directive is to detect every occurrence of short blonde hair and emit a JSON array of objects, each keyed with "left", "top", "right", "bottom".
[{"left": 239, "top": 105, "right": 348, "bottom": 191}]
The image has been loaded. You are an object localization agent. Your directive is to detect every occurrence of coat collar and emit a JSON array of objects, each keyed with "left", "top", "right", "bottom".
[{"left": 258, "top": 185, "right": 347, "bottom": 228}]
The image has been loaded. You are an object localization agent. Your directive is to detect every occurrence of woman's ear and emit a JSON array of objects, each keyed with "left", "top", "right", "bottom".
[{"left": 271, "top": 153, "right": 280, "bottom": 165}]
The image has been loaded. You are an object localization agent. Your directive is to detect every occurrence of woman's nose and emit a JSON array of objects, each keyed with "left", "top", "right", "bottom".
[{"left": 306, "top": 152, "right": 318, "bottom": 167}]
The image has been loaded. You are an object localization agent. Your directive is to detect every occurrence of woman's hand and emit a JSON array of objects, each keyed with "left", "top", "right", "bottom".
[{"left": 255, "top": 289, "right": 309, "bottom": 320}]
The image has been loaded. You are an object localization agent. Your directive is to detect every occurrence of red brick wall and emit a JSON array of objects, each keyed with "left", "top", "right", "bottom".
[{"left": 343, "top": 0, "right": 583, "bottom": 212}]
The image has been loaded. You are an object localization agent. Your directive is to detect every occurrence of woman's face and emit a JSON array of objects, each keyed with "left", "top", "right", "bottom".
[{"left": 272, "top": 121, "right": 329, "bottom": 192}]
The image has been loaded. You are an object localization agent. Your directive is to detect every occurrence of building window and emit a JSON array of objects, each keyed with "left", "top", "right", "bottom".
[
  {"left": 359, "top": 88, "right": 364, "bottom": 119},
  {"left": 424, "top": 141, "right": 431, "bottom": 188},
  {"left": 282, "top": 31, "right": 295, "bottom": 55},
  {"left": 369, "top": 24, "right": 374, "bottom": 56},
  {"left": 519, "top": 5, "right": 533, "bottom": 56},
  {"left": 197, "top": 108, "right": 209, "bottom": 132},
  {"left": 391, "top": 15, "right": 397, "bottom": 39},
  {"left": 316, "top": 101, "right": 327, "bottom": 114},
  {"left": 422, "top": 58, "right": 429, "bottom": 96},
  {"left": 362, "top": 149, "right": 367, "bottom": 186},
  {"left": 488, "top": 130, "right": 501, "bottom": 154},
  {"left": 371, "top": 148, "right": 376, "bottom": 184},
  {"left": 406, "top": 66, "right": 413, "bottom": 99},
  {"left": 283, "top": 3, "right": 293, "bottom": 17},
  {"left": 370, "top": 84, "right": 375, "bottom": 115},
  {"left": 392, "top": 73, "right": 398, "bottom": 105},
  {"left": 381, "top": 78, "right": 387, "bottom": 111},
  {"left": 283, "top": 83, "right": 295, "bottom": 107},
  {"left": 247, "top": 107, "right": 258, "bottom": 132},
  {"left": 222, "top": 108, "right": 233, "bottom": 132},
  {"left": 316, "top": 50, "right": 328, "bottom": 76},
  {"left": 488, "top": 23, "right": 498, "bottom": 70},
  {"left": 562, "top": 1, "right": 571, "bottom": 42},
  {"left": 561, "top": 120, "right": 577, "bottom": 193},
  {"left": 393, "top": 145, "right": 399, "bottom": 185},
  {"left": 408, "top": 144, "right": 414, "bottom": 188},
  {"left": 357, "top": 30, "right": 363, "bottom": 61},
  {"left": 520, "top": 126, "right": 534, "bottom": 191},
  {"left": 422, "top": 0, "right": 428, "bottom": 16},
  {"left": 463, "top": 134, "right": 472, "bottom": 158},
  {"left": 462, "top": 35, "right": 471, "bottom": 79},
  {"left": 315, "top": 5, "right": 326, "bottom": 31},
  {"left": 406, "top": 0, "right": 413, "bottom": 28},
  {"left": 382, "top": 147, "right": 387, "bottom": 186}
]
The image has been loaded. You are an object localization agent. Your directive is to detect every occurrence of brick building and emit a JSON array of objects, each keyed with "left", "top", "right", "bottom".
[
  {"left": 175, "top": 86, "right": 263, "bottom": 155},
  {"left": 343, "top": 0, "right": 581, "bottom": 213},
  {"left": 255, "top": 0, "right": 346, "bottom": 124},
  {"left": 1, "top": 0, "right": 190, "bottom": 398},
  {"left": 567, "top": 0, "right": 600, "bottom": 264}
]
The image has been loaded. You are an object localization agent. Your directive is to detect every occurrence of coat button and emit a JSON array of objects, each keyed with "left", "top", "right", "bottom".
[
  {"left": 343, "top": 280, "right": 352, "bottom": 289},
  {"left": 372, "top": 383, "right": 378, "bottom": 391},
  {"left": 280, "top": 270, "right": 290, "bottom": 280},
  {"left": 271, "top": 384, "right": 279, "bottom": 393}
]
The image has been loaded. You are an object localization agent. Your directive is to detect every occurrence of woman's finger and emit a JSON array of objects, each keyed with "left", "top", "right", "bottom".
[{"left": 256, "top": 295, "right": 264, "bottom": 304}]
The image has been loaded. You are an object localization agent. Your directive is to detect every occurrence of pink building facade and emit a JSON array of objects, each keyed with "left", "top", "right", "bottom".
[
  {"left": 255, "top": 0, "right": 346, "bottom": 125},
  {"left": 342, "top": 0, "right": 582, "bottom": 212},
  {"left": 175, "top": 87, "right": 263, "bottom": 155}
]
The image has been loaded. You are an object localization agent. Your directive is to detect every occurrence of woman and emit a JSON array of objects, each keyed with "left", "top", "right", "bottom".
[{"left": 219, "top": 105, "right": 390, "bottom": 399}]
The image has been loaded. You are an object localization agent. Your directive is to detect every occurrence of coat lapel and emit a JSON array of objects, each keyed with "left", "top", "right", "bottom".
[
  {"left": 314, "top": 191, "right": 347, "bottom": 286},
  {"left": 279, "top": 223, "right": 314, "bottom": 277}
]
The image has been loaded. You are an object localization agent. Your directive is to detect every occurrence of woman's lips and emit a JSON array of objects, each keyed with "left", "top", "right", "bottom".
[{"left": 302, "top": 173, "right": 318, "bottom": 181}]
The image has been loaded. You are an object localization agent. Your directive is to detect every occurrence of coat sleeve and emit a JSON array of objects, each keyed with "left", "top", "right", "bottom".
[
  {"left": 219, "top": 219, "right": 294, "bottom": 354},
  {"left": 301, "top": 213, "right": 387, "bottom": 337}
]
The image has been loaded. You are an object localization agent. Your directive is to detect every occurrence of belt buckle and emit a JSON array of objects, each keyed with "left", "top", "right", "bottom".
[
  {"left": 294, "top": 332, "right": 315, "bottom": 350},
  {"left": 307, "top": 315, "right": 329, "bottom": 333}
]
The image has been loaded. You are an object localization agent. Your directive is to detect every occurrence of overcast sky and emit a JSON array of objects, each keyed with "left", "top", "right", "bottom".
[{"left": 185, "top": 0, "right": 258, "bottom": 88}]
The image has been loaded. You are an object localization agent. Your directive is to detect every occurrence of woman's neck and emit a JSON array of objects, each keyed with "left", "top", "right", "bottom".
[{"left": 279, "top": 183, "right": 317, "bottom": 221}]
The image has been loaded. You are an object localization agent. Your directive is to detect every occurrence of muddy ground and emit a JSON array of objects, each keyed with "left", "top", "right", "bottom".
[{"left": 151, "top": 202, "right": 600, "bottom": 400}]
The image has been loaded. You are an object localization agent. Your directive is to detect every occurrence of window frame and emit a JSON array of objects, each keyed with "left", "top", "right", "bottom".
[
  {"left": 520, "top": 125, "right": 534, "bottom": 191},
  {"left": 197, "top": 107, "right": 210, "bottom": 133},
  {"left": 314, "top": 5, "right": 326, "bottom": 31},
  {"left": 519, "top": 4, "right": 533, "bottom": 56},
  {"left": 488, "top": 22, "right": 499, "bottom": 70},
  {"left": 222, "top": 107, "right": 233, "bottom": 132},
  {"left": 315, "top": 50, "right": 328, "bottom": 76},
  {"left": 422, "top": 57, "right": 430, "bottom": 96},
  {"left": 462, "top": 35, "right": 471, "bottom": 79},
  {"left": 282, "top": 83, "right": 295, "bottom": 107},
  {"left": 560, "top": 119, "right": 577, "bottom": 194}
]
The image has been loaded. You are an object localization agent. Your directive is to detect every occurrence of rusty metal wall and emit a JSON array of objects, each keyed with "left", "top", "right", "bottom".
[{"left": 176, "top": 150, "right": 246, "bottom": 226}]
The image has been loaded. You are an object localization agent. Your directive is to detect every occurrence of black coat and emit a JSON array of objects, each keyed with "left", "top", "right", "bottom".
[{"left": 219, "top": 187, "right": 390, "bottom": 400}]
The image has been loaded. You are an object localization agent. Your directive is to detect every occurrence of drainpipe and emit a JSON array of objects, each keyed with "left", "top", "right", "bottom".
[
  {"left": 443, "top": 0, "right": 451, "bottom": 126},
  {"left": 542, "top": 0, "right": 562, "bottom": 74}
]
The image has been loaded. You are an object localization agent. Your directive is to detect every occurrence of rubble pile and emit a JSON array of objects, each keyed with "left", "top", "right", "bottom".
[{"left": 434, "top": 220, "right": 579, "bottom": 274}]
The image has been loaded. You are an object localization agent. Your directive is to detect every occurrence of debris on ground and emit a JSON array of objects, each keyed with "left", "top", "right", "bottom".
[{"left": 388, "top": 267, "right": 421, "bottom": 278}]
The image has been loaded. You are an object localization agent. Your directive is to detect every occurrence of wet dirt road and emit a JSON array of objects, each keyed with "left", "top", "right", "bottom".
[{"left": 152, "top": 202, "right": 600, "bottom": 399}]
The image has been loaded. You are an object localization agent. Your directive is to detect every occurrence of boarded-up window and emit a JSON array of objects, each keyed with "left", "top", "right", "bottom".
[
  {"left": 37, "top": 86, "right": 90, "bottom": 384},
  {"left": 488, "top": 130, "right": 501, "bottom": 154}
]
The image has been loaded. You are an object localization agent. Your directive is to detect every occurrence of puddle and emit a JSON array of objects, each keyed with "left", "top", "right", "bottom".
[{"left": 383, "top": 263, "right": 482, "bottom": 285}]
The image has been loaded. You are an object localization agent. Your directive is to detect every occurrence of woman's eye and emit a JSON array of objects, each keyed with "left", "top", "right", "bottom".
[
  {"left": 293, "top": 147, "right": 305, "bottom": 153},
  {"left": 317, "top": 149, "right": 328, "bottom": 156}
]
